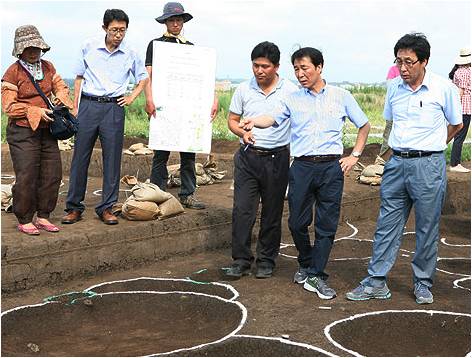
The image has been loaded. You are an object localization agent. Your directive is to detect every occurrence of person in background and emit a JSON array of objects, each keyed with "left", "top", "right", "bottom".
[
  {"left": 240, "top": 47, "right": 370, "bottom": 299},
  {"left": 144, "top": 2, "right": 218, "bottom": 210},
  {"left": 1, "top": 25, "right": 73, "bottom": 235},
  {"left": 225, "top": 41, "right": 298, "bottom": 279},
  {"left": 62, "top": 9, "right": 148, "bottom": 225},
  {"left": 346, "top": 33, "right": 463, "bottom": 305},
  {"left": 448, "top": 48, "right": 471, "bottom": 173},
  {"left": 376, "top": 64, "right": 401, "bottom": 162}
]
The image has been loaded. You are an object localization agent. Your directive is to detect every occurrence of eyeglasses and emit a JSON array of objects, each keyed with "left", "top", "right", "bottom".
[
  {"left": 108, "top": 28, "right": 127, "bottom": 35},
  {"left": 394, "top": 58, "right": 420, "bottom": 68}
]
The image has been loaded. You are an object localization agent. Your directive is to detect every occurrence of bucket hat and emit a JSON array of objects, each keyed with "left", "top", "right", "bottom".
[
  {"left": 12, "top": 25, "right": 50, "bottom": 57},
  {"left": 155, "top": 2, "right": 193, "bottom": 24},
  {"left": 455, "top": 48, "right": 471, "bottom": 65}
]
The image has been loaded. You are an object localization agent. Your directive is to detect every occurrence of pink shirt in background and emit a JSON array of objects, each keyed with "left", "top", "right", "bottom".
[{"left": 386, "top": 65, "right": 400, "bottom": 80}]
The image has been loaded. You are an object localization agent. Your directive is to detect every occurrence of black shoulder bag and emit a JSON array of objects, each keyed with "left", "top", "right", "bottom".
[{"left": 18, "top": 61, "right": 78, "bottom": 140}]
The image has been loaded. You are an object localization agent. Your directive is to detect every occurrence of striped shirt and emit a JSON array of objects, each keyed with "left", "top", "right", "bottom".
[
  {"left": 453, "top": 66, "right": 471, "bottom": 115},
  {"left": 273, "top": 83, "right": 369, "bottom": 157}
]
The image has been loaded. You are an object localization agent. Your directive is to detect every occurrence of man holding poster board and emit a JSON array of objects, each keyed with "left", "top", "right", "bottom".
[{"left": 144, "top": 2, "right": 218, "bottom": 210}]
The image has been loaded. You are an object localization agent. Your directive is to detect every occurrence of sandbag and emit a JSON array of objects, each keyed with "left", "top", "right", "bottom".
[
  {"left": 358, "top": 175, "right": 382, "bottom": 186},
  {"left": 131, "top": 182, "right": 173, "bottom": 204},
  {"left": 158, "top": 196, "right": 185, "bottom": 219},
  {"left": 133, "top": 148, "right": 153, "bottom": 155},
  {"left": 129, "top": 143, "right": 146, "bottom": 152},
  {"left": 361, "top": 164, "right": 384, "bottom": 177},
  {"left": 122, "top": 199, "right": 160, "bottom": 221}
]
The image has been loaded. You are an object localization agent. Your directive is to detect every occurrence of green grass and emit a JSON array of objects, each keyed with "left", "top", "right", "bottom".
[{"left": 2, "top": 86, "right": 470, "bottom": 164}]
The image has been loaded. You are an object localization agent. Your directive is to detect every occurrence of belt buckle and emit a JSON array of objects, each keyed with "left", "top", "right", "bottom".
[
  {"left": 400, "top": 151, "right": 410, "bottom": 158},
  {"left": 97, "top": 97, "right": 106, "bottom": 103}
]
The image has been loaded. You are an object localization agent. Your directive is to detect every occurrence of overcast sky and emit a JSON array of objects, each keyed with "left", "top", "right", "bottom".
[{"left": 1, "top": 0, "right": 470, "bottom": 83}]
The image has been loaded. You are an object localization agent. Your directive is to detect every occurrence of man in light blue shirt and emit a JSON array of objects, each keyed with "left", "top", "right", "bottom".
[
  {"left": 241, "top": 47, "right": 370, "bottom": 298},
  {"left": 63, "top": 9, "right": 148, "bottom": 225},
  {"left": 346, "top": 33, "right": 463, "bottom": 304},
  {"left": 224, "top": 41, "right": 298, "bottom": 279}
]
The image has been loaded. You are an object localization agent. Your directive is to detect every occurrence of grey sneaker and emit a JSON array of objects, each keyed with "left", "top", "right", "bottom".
[
  {"left": 303, "top": 277, "right": 337, "bottom": 300},
  {"left": 293, "top": 267, "right": 309, "bottom": 284},
  {"left": 180, "top": 194, "right": 206, "bottom": 210},
  {"left": 414, "top": 283, "right": 434, "bottom": 304},
  {"left": 346, "top": 282, "right": 391, "bottom": 301}
]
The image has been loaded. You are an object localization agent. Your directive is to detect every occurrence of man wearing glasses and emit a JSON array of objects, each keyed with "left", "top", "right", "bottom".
[
  {"left": 62, "top": 9, "right": 148, "bottom": 225},
  {"left": 346, "top": 33, "right": 463, "bottom": 304}
]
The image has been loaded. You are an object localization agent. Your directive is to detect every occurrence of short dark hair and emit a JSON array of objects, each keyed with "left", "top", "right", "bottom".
[
  {"left": 251, "top": 41, "right": 280, "bottom": 65},
  {"left": 291, "top": 47, "right": 324, "bottom": 67},
  {"left": 394, "top": 32, "right": 430, "bottom": 62},
  {"left": 103, "top": 9, "right": 129, "bottom": 28}
]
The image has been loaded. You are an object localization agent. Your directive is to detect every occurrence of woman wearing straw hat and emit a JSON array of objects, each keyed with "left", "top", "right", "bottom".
[
  {"left": 1, "top": 25, "right": 73, "bottom": 235},
  {"left": 448, "top": 48, "right": 471, "bottom": 173}
]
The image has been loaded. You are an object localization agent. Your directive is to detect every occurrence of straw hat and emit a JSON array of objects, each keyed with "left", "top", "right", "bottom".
[
  {"left": 455, "top": 48, "right": 471, "bottom": 65},
  {"left": 12, "top": 25, "right": 50, "bottom": 57},
  {"left": 155, "top": 2, "right": 193, "bottom": 24}
]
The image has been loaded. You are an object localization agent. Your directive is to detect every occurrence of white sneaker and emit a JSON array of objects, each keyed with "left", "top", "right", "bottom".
[{"left": 450, "top": 164, "right": 471, "bottom": 173}]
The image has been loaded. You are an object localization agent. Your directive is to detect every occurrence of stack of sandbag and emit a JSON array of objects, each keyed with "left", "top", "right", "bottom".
[
  {"left": 168, "top": 154, "right": 226, "bottom": 187},
  {"left": 356, "top": 156, "right": 386, "bottom": 186},
  {"left": 1, "top": 184, "right": 13, "bottom": 212},
  {"left": 58, "top": 138, "right": 74, "bottom": 151},
  {"left": 123, "top": 143, "right": 154, "bottom": 156},
  {"left": 119, "top": 178, "right": 185, "bottom": 221}
]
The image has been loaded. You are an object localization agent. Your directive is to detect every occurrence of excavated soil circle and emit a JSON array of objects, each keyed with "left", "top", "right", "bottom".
[
  {"left": 326, "top": 310, "right": 471, "bottom": 357},
  {"left": 86, "top": 277, "right": 236, "bottom": 300},
  {"left": 437, "top": 258, "right": 470, "bottom": 276},
  {"left": 1, "top": 292, "right": 244, "bottom": 356},
  {"left": 166, "top": 335, "right": 331, "bottom": 356}
]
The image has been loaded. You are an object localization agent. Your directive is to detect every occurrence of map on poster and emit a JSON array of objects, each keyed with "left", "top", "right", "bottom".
[{"left": 148, "top": 41, "right": 216, "bottom": 154}]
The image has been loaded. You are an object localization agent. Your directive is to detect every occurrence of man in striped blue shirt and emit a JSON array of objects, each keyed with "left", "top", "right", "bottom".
[
  {"left": 346, "top": 33, "right": 463, "bottom": 304},
  {"left": 241, "top": 47, "right": 370, "bottom": 299}
]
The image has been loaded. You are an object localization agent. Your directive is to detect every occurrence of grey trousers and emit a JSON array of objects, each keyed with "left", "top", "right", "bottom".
[{"left": 65, "top": 98, "right": 125, "bottom": 217}]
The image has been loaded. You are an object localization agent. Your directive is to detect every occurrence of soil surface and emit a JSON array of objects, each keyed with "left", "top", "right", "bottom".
[{"left": 1, "top": 140, "right": 471, "bottom": 357}]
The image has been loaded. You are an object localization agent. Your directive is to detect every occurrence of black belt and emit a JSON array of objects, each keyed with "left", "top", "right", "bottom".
[
  {"left": 241, "top": 144, "right": 289, "bottom": 155},
  {"left": 294, "top": 154, "right": 341, "bottom": 162},
  {"left": 82, "top": 94, "right": 120, "bottom": 103},
  {"left": 392, "top": 150, "right": 443, "bottom": 158}
]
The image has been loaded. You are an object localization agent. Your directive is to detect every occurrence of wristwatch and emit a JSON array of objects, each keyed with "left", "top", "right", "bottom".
[{"left": 351, "top": 151, "right": 362, "bottom": 158}]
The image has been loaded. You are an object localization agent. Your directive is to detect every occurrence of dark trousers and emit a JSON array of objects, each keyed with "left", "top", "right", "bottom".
[
  {"left": 150, "top": 150, "right": 196, "bottom": 198},
  {"left": 7, "top": 123, "right": 61, "bottom": 224},
  {"left": 451, "top": 114, "right": 471, "bottom": 166},
  {"left": 288, "top": 159, "right": 344, "bottom": 280},
  {"left": 232, "top": 146, "right": 289, "bottom": 269},
  {"left": 65, "top": 99, "right": 125, "bottom": 216}
]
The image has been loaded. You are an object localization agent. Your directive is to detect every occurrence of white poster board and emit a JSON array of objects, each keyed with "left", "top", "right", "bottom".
[{"left": 148, "top": 41, "right": 216, "bottom": 154}]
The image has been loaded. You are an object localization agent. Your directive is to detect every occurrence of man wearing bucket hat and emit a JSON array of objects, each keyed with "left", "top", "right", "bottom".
[
  {"left": 143, "top": 2, "right": 218, "bottom": 210},
  {"left": 448, "top": 48, "right": 471, "bottom": 173},
  {"left": 62, "top": 9, "right": 148, "bottom": 225},
  {"left": 1, "top": 25, "right": 73, "bottom": 235}
]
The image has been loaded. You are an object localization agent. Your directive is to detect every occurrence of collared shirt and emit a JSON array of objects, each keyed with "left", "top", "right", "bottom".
[
  {"left": 384, "top": 71, "right": 462, "bottom": 151},
  {"left": 273, "top": 83, "right": 368, "bottom": 157},
  {"left": 74, "top": 36, "right": 148, "bottom": 97},
  {"left": 229, "top": 77, "right": 298, "bottom": 149},
  {"left": 453, "top": 66, "right": 471, "bottom": 115}
]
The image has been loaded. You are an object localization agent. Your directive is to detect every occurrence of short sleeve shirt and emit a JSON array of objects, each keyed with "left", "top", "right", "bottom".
[
  {"left": 273, "top": 84, "right": 369, "bottom": 156},
  {"left": 384, "top": 71, "right": 462, "bottom": 151},
  {"left": 229, "top": 77, "right": 299, "bottom": 149}
]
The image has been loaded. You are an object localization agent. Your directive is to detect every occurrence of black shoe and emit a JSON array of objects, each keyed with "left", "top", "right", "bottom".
[
  {"left": 255, "top": 266, "right": 273, "bottom": 279},
  {"left": 224, "top": 264, "right": 250, "bottom": 278}
]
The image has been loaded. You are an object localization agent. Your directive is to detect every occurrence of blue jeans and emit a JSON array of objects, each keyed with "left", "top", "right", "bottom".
[{"left": 362, "top": 153, "right": 447, "bottom": 288}]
